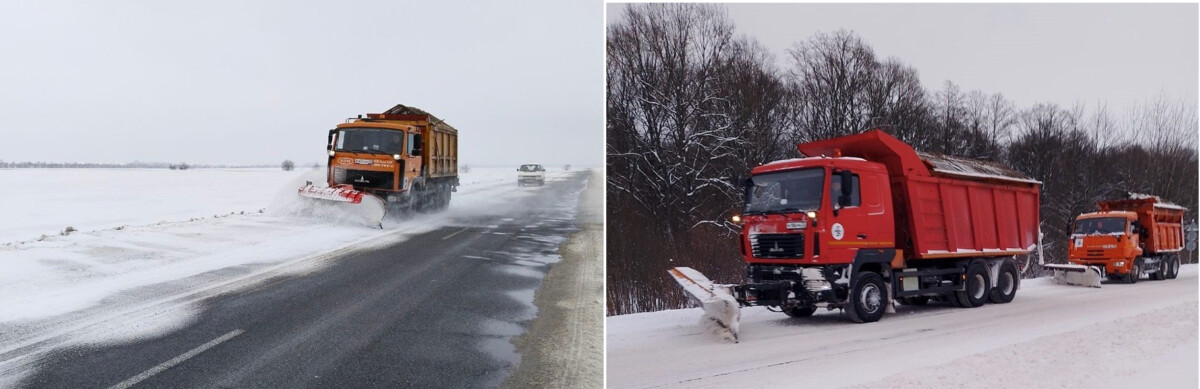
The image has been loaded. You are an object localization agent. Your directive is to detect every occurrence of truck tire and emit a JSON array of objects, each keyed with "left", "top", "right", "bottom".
[
  {"left": 1167, "top": 255, "right": 1180, "bottom": 279},
  {"left": 784, "top": 305, "right": 815, "bottom": 318},
  {"left": 847, "top": 271, "right": 886, "bottom": 323},
  {"left": 954, "top": 261, "right": 990, "bottom": 308},
  {"left": 988, "top": 261, "right": 1019, "bottom": 304},
  {"left": 1126, "top": 259, "right": 1141, "bottom": 284},
  {"left": 1150, "top": 257, "right": 1166, "bottom": 281}
]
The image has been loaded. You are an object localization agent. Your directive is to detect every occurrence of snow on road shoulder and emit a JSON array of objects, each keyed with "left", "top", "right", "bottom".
[
  {"left": 607, "top": 265, "right": 1200, "bottom": 388},
  {"left": 0, "top": 213, "right": 388, "bottom": 322},
  {"left": 846, "top": 301, "right": 1198, "bottom": 389},
  {"left": 0, "top": 168, "right": 303, "bottom": 244},
  {"left": 0, "top": 167, "right": 532, "bottom": 323}
]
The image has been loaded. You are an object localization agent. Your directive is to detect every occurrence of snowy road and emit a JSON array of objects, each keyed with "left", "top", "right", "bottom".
[
  {"left": 0, "top": 169, "right": 592, "bottom": 387},
  {"left": 607, "top": 266, "right": 1199, "bottom": 388}
]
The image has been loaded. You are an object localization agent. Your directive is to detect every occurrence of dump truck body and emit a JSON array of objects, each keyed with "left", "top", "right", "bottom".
[
  {"left": 1064, "top": 195, "right": 1185, "bottom": 283},
  {"left": 299, "top": 104, "right": 459, "bottom": 224}
]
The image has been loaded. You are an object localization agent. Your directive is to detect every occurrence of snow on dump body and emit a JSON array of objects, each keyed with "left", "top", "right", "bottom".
[
  {"left": 917, "top": 151, "right": 1041, "bottom": 184},
  {"left": 1129, "top": 192, "right": 1187, "bottom": 211}
]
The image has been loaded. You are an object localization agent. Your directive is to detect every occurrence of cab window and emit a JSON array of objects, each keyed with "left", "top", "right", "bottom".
[{"left": 830, "top": 172, "right": 861, "bottom": 207}]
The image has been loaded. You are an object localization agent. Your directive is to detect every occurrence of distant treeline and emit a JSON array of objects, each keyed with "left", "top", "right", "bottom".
[
  {"left": 606, "top": 4, "right": 1199, "bottom": 315},
  {"left": 0, "top": 161, "right": 283, "bottom": 169}
]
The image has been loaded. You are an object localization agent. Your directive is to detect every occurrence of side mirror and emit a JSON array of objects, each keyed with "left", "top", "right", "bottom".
[{"left": 327, "top": 129, "right": 337, "bottom": 151}]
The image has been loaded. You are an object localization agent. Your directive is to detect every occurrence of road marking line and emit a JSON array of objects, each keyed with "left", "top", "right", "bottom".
[
  {"left": 442, "top": 227, "right": 470, "bottom": 240},
  {"left": 107, "top": 329, "right": 244, "bottom": 389}
]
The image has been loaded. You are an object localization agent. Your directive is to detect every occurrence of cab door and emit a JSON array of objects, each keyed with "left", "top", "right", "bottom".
[{"left": 828, "top": 168, "right": 895, "bottom": 259}]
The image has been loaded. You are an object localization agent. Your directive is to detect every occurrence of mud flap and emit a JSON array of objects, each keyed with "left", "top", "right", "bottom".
[
  {"left": 1045, "top": 264, "right": 1103, "bottom": 288},
  {"left": 297, "top": 183, "right": 387, "bottom": 227},
  {"left": 668, "top": 267, "right": 741, "bottom": 343},
  {"left": 884, "top": 275, "right": 896, "bottom": 314}
]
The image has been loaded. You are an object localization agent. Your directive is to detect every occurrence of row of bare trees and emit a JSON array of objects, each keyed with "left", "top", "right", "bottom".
[{"left": 606, "top": 4, "right": 1198, "bottom": 315}]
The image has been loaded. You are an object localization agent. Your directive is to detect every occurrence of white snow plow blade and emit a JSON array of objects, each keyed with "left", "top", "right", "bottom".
[
  {"left": 297, "top": 183, "right": 386, "bottom": 227},
  {"left": 1045, "top": 264, "right": 1103, "bottom": 288},
  {"left": 669, "top": 267, "right": 741, "bottom": 342}
]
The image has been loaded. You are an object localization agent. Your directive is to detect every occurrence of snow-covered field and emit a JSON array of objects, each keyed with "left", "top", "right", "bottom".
[
  {"left": 0, "top": 167, "right": 569, "bottom": 322},
  {"left": 607, "top": 266, "right": 1200, "bottom": 388}
]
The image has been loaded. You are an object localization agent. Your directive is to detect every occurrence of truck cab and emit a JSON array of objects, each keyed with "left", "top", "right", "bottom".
[
  {"left": 740, "top": 157, "right": 894, "bottom": 267},
  {"left": 1067, "top": 212, "right": 1142, "bottom": 280},
  {"left": 328, "top": 123, "right": 422, "bottom": 202}
]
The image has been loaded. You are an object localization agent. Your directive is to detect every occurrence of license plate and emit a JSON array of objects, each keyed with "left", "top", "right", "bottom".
[
  {"left": 786, "top": 221, "right": 807, "bottom": 230},
  {"left": 354, "top": 159, "right": 372, "bottom": 165}
]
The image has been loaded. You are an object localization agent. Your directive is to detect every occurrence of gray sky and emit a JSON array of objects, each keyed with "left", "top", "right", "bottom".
[
  {"left": 1, "top": 0, "right": 603, "bottom": 166},
  {"left": 609, "top": 3, "right": 1197, "bottom": 119}
]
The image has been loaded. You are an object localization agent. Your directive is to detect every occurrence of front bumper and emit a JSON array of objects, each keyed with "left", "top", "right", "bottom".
[{"left": 1069, "top": 258, "right": 1131, "bottom": 275}]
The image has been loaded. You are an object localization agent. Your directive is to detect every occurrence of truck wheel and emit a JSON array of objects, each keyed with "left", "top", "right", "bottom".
[
  {"left": 784, "top": 305, "right": 815, "bottom": 318},
  {"left": 1167, "top": 256, "right": 1180, "bottom": 279},
  {"left": 847, "top": 271, "right": 886, "bottom": 323},
  {"left": 988, "top": 261, "right": 1019, "bottom": 304},
  {"left": 1150, "top": 258, "right": 1166, "bottom": 281},
  {"left": 954, "top": 262, "right": 990, "bottom": 308},
  {"left": 1127, "top": 259, "right": 1142, "bottom": 284}
]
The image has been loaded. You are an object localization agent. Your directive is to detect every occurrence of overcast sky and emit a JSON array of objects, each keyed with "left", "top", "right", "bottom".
[
  {"left": 0, "top": 0, "right": 603, "bottom": 166},
  {"left": 609, "top": 3, "right": 1197, "bottom": 120}
]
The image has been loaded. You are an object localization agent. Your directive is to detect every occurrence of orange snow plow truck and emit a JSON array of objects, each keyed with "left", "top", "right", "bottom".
[
  {"left": 298, "top": 104, "right": 459, "bottom": 225},
  {"left": 1047, "top": 194, "right": 1185, "bottom": 287}
]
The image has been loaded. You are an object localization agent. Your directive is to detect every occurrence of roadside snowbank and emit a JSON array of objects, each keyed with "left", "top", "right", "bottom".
[
  {"left": 0, "top": 168, "right": 299, "bottom": 244},
  {"left": 0, "top": 167, "right": 549, "bottom": 323}
]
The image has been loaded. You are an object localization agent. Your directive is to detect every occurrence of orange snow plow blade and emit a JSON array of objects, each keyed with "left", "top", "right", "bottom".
[{"left": 297, "top": 183, "right": 387, "bottom": 227}]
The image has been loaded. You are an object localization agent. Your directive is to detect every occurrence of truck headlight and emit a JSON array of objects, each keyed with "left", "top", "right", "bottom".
[
  {"left": 1114, "top": 261, "right": 1124, "bottom": 267},
  {"left": 328, "top": 150, "right": 335, "bottom": 156},
  {"left": 393, "top": 154, "right": 401, "bottom": 160}
]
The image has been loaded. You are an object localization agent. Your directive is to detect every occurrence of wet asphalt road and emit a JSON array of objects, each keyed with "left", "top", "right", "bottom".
[{"left": 15, "top": 172, "right": 587, "bottom": 388}]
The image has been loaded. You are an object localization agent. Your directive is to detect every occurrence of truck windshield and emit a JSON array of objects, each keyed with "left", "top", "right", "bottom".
[
  {"left": 1073, "top": 217, "right": 1127, "bottom": 235},
  {"left": 519, "top": 165, "right": 543, "bottom": 172},
  {"left": 335, "top": 128, "right": 404, "bottom": 155},
  {"left": 745, "top": 168, "right": 825, "bottom": 214}
]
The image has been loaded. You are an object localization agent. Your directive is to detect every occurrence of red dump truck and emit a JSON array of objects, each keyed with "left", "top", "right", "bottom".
[
  {"left": 1049, "top": 195, "right": 1185, "bottom": 287},
  {"left": 671, "top": 129, "right": 1040, "bottom": 336}
]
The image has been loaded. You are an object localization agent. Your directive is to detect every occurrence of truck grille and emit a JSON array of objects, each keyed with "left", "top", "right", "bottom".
[
  {"left": 333, "top": 168, "right": 395, "bottom": 190},
  {"left": 750, "top": 233, "right": 804, "bottom": 259},
  {"left": 1086, "top": 249, "right": 1104, "bottom": 257}
]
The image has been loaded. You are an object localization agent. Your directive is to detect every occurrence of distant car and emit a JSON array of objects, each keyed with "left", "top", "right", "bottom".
[{"left": 518, "top": 164, "right": 545, "bottom": 186}]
